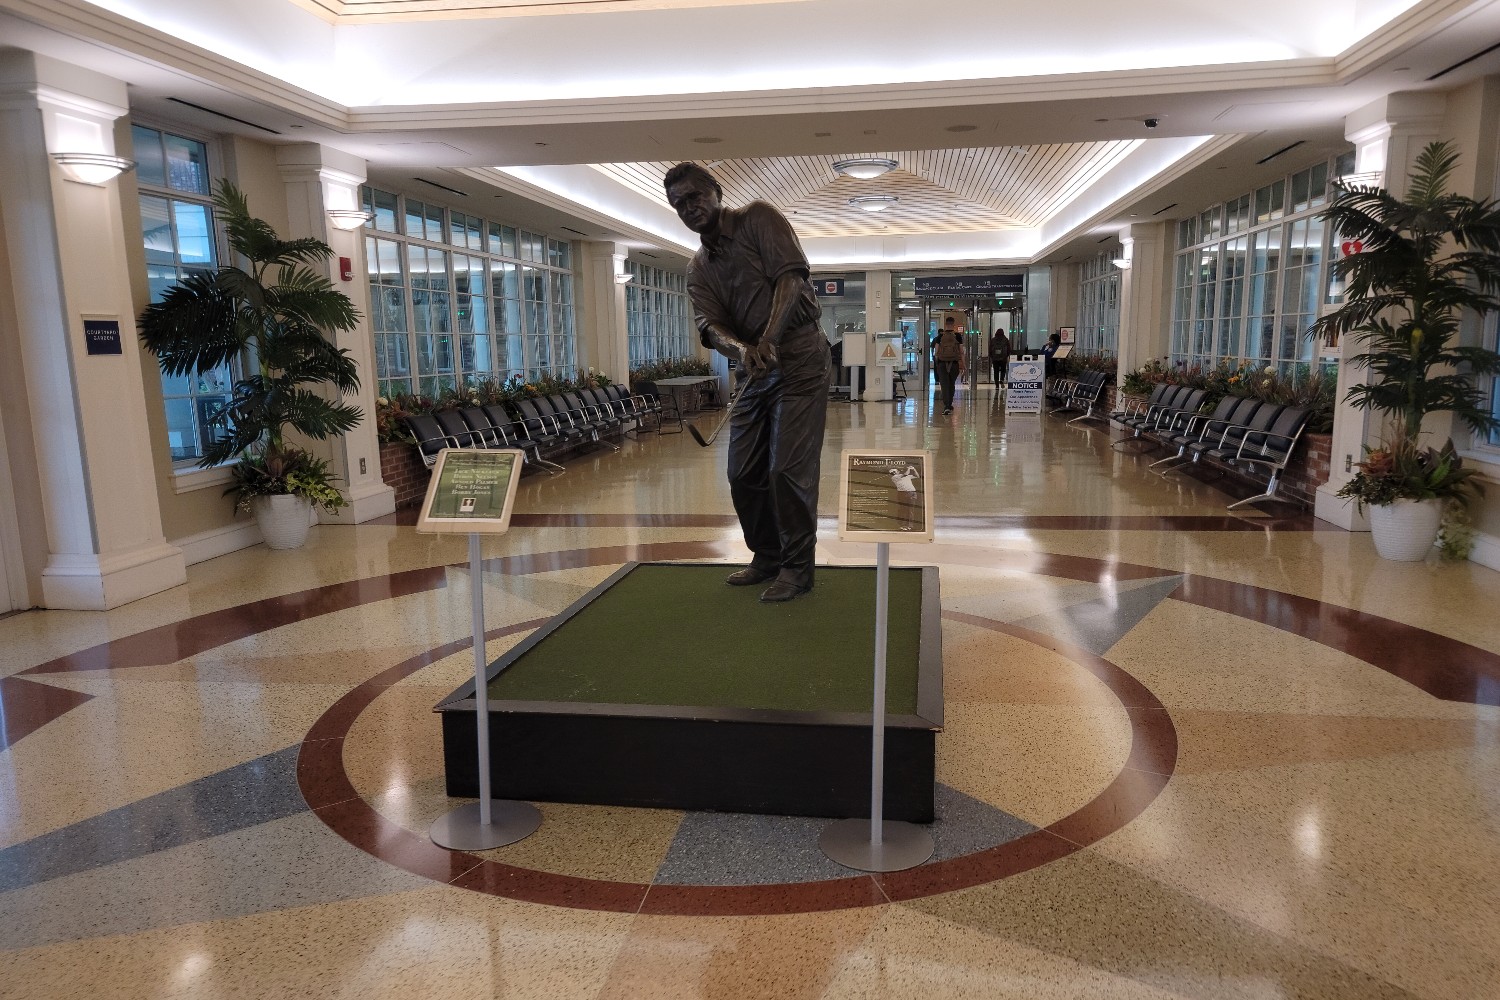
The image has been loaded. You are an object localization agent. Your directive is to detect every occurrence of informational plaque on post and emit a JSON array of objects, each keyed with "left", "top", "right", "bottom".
[
  {"left": 1005, "top": 358, "right": 1044, "bottom": 413},
  {"left": 837, "top": 449, "right": 934, "bottom": 543},
  {"left": 415, "top": 448, "right": 524, "bottom": 535}
]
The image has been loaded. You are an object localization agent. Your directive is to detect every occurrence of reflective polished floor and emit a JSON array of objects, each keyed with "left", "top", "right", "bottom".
[{"left": 3, "top": 386, "right": 1499, "bottom": 999}]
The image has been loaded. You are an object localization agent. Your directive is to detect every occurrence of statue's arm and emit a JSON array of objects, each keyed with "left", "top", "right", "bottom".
[
  {"left": 759, "top": 271, "right": 806, "bottom": 349},
  {"left": 696, "top": 317, "right": 749, "bottom": 362},
  {"left": 738, "top": 272, "right": 805, "bottom": 375}
]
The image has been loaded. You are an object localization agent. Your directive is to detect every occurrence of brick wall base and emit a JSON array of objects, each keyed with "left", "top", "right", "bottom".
[{"left": 380, "top": 441, "right": 430, "bottom": 509}]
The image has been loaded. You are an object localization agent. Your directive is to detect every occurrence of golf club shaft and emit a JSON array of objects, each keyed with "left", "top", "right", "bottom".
[{"left": 690, "top": 375, "right": 749, "bottom": 447}]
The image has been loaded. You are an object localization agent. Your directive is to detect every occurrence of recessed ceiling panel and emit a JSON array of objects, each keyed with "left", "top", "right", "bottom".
[
  {"left": 289, "top": 0, "right": 808, "bottom": 20},
  {"left": 595, "top": 142, "right": 1138, "bottom": 238}
]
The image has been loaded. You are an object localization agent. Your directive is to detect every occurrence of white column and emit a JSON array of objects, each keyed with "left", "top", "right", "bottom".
[
  {"left": 1114, "top": 222, "right": 1170, "bottom": 387},
  {"left": 579, "top": 241, "right": 630, "bottom": 383},
  {"left": 0, "top": 52, "right": 186, "bottom": 610},
  {"left": 274, "top": 143, "right": 394, "bottom": 524},
  {"left": 864, "top": 269, "right": 893, "bottom": 401},
  {"left": 1314, "top": 92, "right": 1446, "bottom": 530}
]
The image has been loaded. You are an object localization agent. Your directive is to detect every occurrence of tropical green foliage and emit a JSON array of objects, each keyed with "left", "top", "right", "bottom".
[
  {"left": 629, "top": 356, "right": 712, "bottom": 383},
  {"left": 139, "top": 181, "right": 363, "bottom": 493},
  {"left": 374, "top": 370, "right": 615, "bottom": 444},
  {"left": 1056, "top": 352, "right": 1118, "bottom": 379},
  {"left": 228, "top": 449, "right": 348, "bottom": 514},
  {"left": 1311, "top": 140, "right": 1500, "bottom": 445},
  {"left": 1336, "top": 440, "right": 1482, "bottom": 511},
  {"left": 1118, "top": 358, "right": 1337, "bottom": 431}
]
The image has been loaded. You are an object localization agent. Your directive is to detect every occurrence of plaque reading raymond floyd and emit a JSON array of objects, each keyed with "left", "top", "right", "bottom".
[
  {"left": 415, "top": 448, "right": 524, "bottom": 535},
  {"left": 838, "top": 449, "right": 935, "bottom": 543}
]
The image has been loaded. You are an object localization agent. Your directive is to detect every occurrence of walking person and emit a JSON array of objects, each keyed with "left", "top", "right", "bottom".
[
  {"left": 930, "top": 316, "right": 965, "bottom": 415},
  {"left": 989, "top": 328, "right": 1011, "bottom": 387}
]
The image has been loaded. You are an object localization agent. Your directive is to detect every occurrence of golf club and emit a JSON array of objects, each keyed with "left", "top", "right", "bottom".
[{"left": 688, "top": 375, "right": 749, "bottom": 447}]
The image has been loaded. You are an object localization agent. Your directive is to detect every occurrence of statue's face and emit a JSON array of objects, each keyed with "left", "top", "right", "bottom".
[{"left": 667, "top": 175, "right": 722, "bottom": 235}]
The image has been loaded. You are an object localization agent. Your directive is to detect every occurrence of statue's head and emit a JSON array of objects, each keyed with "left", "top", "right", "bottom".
[{"left": 665, "top": 162, "right": 724, "bottom": 235}]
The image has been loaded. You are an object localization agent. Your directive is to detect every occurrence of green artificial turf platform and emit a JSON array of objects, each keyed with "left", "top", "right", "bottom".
[
  {"left": 438, "top": 561, "right": 943, "bottom": 821},
  {"left": 485, "top": 563, "right": 923, "bottom": 715}
]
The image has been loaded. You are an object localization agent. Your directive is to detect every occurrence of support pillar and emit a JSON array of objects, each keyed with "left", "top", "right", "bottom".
[
  {"left": 864, "top": 269, "right": 893, "bottom": 401},
  {"left": 1115, "top": 222, "right": 1170, "bottom": 387},
  {"left": 275, "top": 143, "right": 394, "bottom": 524},
  {"left": 579, "top": 241, "right": 630, "bottom": 384},
  {"left": 1315, "top": 92, "right": 1446, "bottom": 529},
  {"left": 0, "top": 52, "right": 186, "bottom": 609}
]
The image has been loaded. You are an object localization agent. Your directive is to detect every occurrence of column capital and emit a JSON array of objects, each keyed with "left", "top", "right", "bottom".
[
  {"left": 0, "top": 51, "right": 128, "bottom": 121},
  {"left": 1344, "top": 91, "right": 1447, "bottom": 143}
]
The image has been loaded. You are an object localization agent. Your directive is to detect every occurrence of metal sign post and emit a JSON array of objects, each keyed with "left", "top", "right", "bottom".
[
  {"left": 417, "top": 448, "right": 541, "bottom": 851},
  {"left": 820, "top": 449, "right": 936, "bottom": 873}
]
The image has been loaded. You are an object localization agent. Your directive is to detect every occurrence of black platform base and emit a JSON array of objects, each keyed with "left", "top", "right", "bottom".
[{"left": 437, "top": 562, "right": 943, "bottom": 823}]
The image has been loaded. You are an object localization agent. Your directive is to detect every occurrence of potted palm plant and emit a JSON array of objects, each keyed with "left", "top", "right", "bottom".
[
  {"left": 140, "top": 181, "right": 363, "bottom": 549},
  {"left": 1312, "top": 141, "right": 1500, "bottom": 561}
]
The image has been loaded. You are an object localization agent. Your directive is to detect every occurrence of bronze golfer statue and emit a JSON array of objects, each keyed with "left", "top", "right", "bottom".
[{"left": 665, "top": 162, "right": 831, "bottom": 603}]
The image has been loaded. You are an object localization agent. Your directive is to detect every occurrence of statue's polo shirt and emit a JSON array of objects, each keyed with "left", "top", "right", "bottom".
[{"left": 686, "top": 201, "right": 821, "bottom": 348}]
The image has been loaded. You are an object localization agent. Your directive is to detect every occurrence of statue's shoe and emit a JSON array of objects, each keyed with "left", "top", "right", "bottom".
[
  {"left": 759, "top": 580, "right": 812, "bottom": 603},
  {"left": 726, "top": 566, "right": 778, "bottom": 586}
]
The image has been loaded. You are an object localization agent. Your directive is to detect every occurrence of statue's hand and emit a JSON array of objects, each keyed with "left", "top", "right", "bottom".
[{"left": 742, "top": 340, "right": 778, "bottom": 378}]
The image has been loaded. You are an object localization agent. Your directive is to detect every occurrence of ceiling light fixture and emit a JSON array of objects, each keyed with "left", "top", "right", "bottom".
[
  {"left": 326, "top": 208, "right": 374, "bottom": 230},
  {"left": 848, "top": 195, "right": 899, "bottom": 213},
  {"left": 832, "top": 157, "right": 898, "bottom": 179},
  {"left": 51, "top": 152, "right": 134, "bottom": 185}
]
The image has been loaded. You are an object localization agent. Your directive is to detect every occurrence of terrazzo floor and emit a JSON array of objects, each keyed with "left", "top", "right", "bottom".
[{"left": 2, "top": 386, "right": 1499, "bottom": 999}]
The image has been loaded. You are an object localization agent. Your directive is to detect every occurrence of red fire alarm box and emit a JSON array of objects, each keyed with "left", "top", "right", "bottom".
[{"left": 339, "top": 256, "right": 353, "bottom": 282}]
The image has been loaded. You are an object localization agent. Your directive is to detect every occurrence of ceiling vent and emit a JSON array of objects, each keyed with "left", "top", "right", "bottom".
[
  {"left": 166, "top": 98, "right": 280, "bottom": 135},
  {"left": 414, "top": 177, "right": 467, "bottom": 197},
  {"left": 1256, "top": 141, "right": 1305, "bottom": 166},
  {"left": 1427, "top": 40, "right": 1500, "bottom": 81}
]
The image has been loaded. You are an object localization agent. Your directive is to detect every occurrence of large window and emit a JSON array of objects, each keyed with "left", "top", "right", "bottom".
[
  {"left": 132, "top": 124, "right": 229, "bottom": 467},
  {"left": 1171, "top": 158, "right": 1343, "bottom": 373},
  {"left": 362, "top": 186, "right": 576, "bottom": 397},
  {"left": 1077, "top": 253, "right": 1120, "bottom": 355},
  {"left": 625, "top": 260, "right": 692, "bottom": 366}
]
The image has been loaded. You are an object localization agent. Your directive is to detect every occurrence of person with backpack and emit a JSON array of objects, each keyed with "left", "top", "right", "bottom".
[
  {"left": 989, "top": 329, "right": 1011, "bottom": 386},
  {"left": 930, "top": 316, "right": 966, "bottom": 415}
]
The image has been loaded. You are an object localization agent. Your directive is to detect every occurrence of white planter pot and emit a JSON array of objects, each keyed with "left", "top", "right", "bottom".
[
  {"left": 251, "top": 494, "right": 314, "bottom": 550},
  {"left": 1368, "top": 498, "right": 1442, "bottom": 561}
]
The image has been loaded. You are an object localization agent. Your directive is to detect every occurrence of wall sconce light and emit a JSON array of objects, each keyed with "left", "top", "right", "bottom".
[
  {"left": 52, "top": 152, "right": 135, "bottom": 185},
  {"left": 1335, "top": 170, "right": 1383, "bottom": 191},
  {"left": 327, "top": 208, "right": 374, "bottom": 231},
  {"left": 615, "top": 272, "right": 635, "bottom": 284},
  {"left": 832, "top": 157, "right": 898, "bottom": 180},
  {"left": 1112, "top": 257, "right": 1131, "bottom": 269}
]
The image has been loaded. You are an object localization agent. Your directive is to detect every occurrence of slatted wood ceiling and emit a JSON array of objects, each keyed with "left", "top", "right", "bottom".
[{"left": 595, "top": 143, "right": 1138, "bottom": 237}]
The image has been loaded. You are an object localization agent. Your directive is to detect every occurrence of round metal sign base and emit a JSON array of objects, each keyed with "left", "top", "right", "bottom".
[
  {"left": 819, "top": 818, "right": 934, "bottom": 872},
  {"left": 430, "top": 800, "right": 542, "bottom": 851}
]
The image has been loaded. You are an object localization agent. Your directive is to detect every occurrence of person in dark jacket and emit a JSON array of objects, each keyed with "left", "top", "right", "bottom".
[
  {"left": 989, "top": 329, "right": 1011, "bottom": 386},
  {"left": 930, "top": 317, "right": 965, "bottom": 414},
  {"left": 1042, "top": 332, "right": 1063, "bottom": 377}
]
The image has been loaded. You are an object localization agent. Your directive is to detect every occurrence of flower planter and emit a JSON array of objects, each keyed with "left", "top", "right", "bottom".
[
  {"left": 252, "top": 494, "right": 314, "bottom": 550},
  {"left": 1368, "top": 498, "right": 1441, "bottom": 561}
]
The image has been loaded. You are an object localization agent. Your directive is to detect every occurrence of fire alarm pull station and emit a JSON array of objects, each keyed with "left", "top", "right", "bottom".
[{"left": 339, "top": 256, "right": 353, "bottom": 282}]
